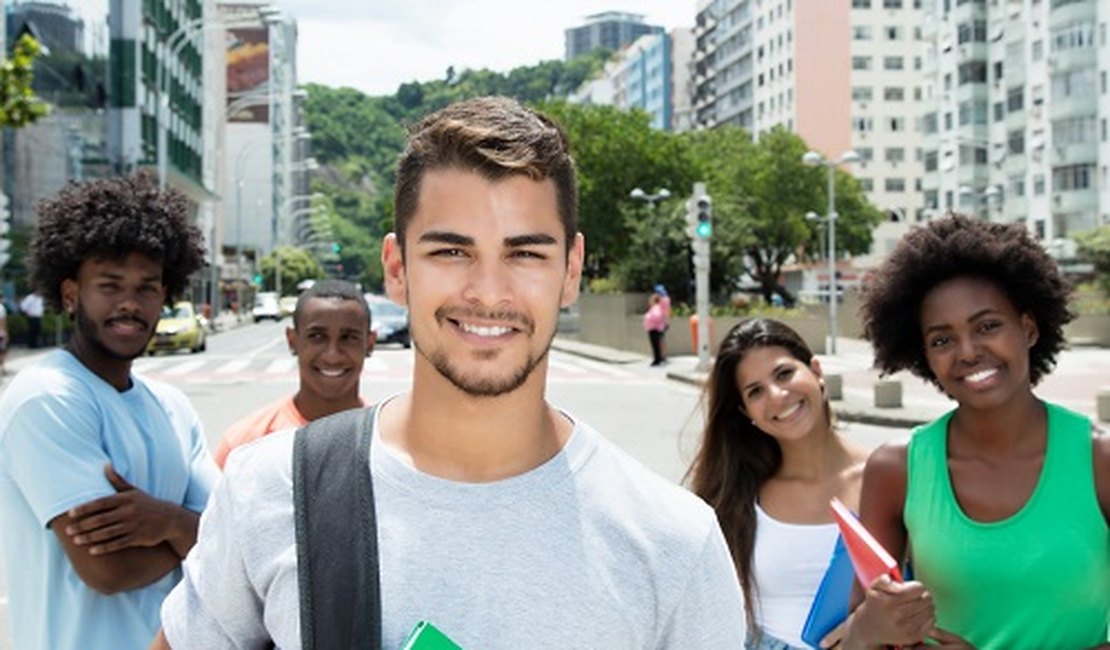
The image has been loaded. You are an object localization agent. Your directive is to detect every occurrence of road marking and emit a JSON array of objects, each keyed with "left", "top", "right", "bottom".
[
  {"left": 362, "top": 357, "right": 389, "bottom": 373},
  {"left": 160, "top": 359, "right": 208, "bottom": 376},
  {"left": 265, "top": 358, "right": 297, "bottom": 374},
  {"left": 215, "top": 359, "right": 252, "bottom": 374},
  {"left": 548, "top": 359, "right": 586, "bottom": 374}
]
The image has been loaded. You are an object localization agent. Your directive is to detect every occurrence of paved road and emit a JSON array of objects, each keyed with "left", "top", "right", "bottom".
[{"left": 0, "top": 321, "right": 899, "bottom": 648}]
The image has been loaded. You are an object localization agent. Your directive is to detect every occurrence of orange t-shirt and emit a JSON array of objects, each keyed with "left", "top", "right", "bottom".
[{"left": 213, "top": 396, "right": 308, "bottom": 469}]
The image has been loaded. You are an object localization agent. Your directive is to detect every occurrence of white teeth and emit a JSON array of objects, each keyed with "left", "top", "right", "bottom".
[
  {"left": 460, "top": 323, "right": 512, "bottom": 337},
  {"left": 964, "top": 368, "right": 998, "bottom": 383},
  {"left": 776, "top": 402, "right": 802, "bottom": 420},
  {"left": 319, "top": 369, "right": 345, "bottom": 377}
]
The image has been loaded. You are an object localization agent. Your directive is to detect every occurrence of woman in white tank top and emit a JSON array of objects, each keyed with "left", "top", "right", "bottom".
[{"left": 686, "top": 318, "right": 870, "bottom": 649}]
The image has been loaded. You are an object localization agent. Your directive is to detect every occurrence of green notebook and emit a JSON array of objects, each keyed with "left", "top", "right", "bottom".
[{"left": 400, "top": 621, "right": 463, "bottom": 650}]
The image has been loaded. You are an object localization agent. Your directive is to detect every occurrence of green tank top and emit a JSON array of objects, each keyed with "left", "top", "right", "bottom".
[{"left": 905, "top": 402, "right": 1109, "bottom": 650}]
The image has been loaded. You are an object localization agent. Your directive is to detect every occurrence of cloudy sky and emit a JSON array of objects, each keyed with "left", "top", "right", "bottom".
[{"left": 271, "top": 1, "right": 697, "bottom": 96}]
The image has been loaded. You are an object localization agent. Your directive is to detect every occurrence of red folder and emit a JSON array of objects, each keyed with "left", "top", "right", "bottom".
[{"left": 829, "top": 497, "right": 902, "bottom": 588}]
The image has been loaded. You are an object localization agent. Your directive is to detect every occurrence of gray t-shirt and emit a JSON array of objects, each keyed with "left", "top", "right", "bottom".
[{"left": 162, "top": 408, "right": 746, "bottom": 648}]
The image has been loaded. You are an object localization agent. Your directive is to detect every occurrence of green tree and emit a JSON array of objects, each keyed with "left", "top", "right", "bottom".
[
  {"left": 610, "top": 201, "right": 694, "bottom": 303},
  {"left": 1, "top": 34, "right": 49, "bottom": 127},
  {"left": 689, "top": 126, "right": 882, "bottom": 304},
  {"left": 541, "top": 101, "right": 697, "bottom": 281},
  {"left": 259, "top": 246, "right": 324, "bottom": 295},
  {"left": 1074, "top": 225, "right": 1110, "bottom": 294}
]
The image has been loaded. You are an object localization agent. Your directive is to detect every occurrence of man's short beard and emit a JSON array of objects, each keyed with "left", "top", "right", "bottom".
[
  {"left": 422, "top": 344, "right": 550, "bottom": 398},
  {"left": 74, "top": 302, "right": 149, "bottom": 362}
]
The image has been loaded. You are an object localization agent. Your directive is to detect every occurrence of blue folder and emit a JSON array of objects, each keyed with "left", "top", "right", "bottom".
[{"left": 800, "top": 534, "right": 853, "bottom": 649}]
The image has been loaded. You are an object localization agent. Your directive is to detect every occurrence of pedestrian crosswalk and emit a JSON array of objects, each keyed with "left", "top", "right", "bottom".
[{"left": 131, "top": 350, "right": 644, "bottom": 385}]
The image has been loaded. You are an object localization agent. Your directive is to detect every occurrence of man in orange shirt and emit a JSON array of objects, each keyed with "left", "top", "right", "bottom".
[{"left": 213, "top": 280, "right": 375, "bottom": 469}]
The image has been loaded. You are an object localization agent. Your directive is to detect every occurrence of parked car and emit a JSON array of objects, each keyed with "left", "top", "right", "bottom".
[
  {"left": 252, "top": 292, "right": 282, "bottom": 322},
  {"left": 279, "top": 295, "right": 298, "bottom": 318},
  {"left": 147, "top": 302, "right": 207, "bottom": 354},
  {"left": 365, "top": 294, "right": 411, "bottom": 348}
]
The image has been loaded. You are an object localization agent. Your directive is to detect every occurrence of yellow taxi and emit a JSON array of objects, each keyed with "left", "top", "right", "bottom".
[{"left": 146, "top": 301, "right": 208, "bottom": 354}]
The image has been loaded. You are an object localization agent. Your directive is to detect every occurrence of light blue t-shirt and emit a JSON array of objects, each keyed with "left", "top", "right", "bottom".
[{"left": 0, "top": 350, "right": 217, "bottom": 650}]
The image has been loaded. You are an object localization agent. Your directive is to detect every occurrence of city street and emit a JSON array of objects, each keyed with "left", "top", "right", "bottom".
[{"left": 0, "top": 320, "right": 900, "bottom": 648}]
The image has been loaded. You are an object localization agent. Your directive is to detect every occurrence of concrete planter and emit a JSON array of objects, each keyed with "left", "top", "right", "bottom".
[{"left": 1065, "top": 313, "right": 1110, "bottom": 347}]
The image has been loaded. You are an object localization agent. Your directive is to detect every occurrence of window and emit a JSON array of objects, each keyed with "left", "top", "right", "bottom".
[
  {"left": 859, "top": 178, "right": 874, "bottom": 191},
  {"left": 993, "top": 61, "right": 1003, "bottom": 82},
  {"left": 958, "top": 60, "right": 988, "bottom": 84},
  {"left": 886, "top": 147, "right": 906, "bottom": 162},
  {"left": 889, "top": 117, "right": 905, "bottom": 131},
  {"left": 852, "top": 56, "right": 872, "bottom": 70},
  {"left": 884, "top": 87, "right": 905, "bottom": 101},
  {"left": 853, "top": 0, "right": 872, "bottom": 7},
  {"left": 1008, "top": 130, "right": 1025, "bottom": 155},
  {"left": 1053, "top": 164, "right": 1095, "bottom": 191},
  {"left": 957, "top": 20, "right": 988, "bottom": 44},
  {"left": 857, "top": 147, "right": 874, "bottom": 161},
  {"left": 885, "top": 178, "right": 906, "bottom": 192},
  {"left": 1052, "top": 116, "right": 1098, "bottom": 146},
  {"left": 922, "top": 113, "right": 938, "bottom": 134},
  {"left": 852, "top": 86, "right": 874, "bottom": 101},
  {"left": 924, "top": 150, "right": 938, "bottom": 172},
  {"left": 1052, "top": 68, "right": 1097, "bottom": 99},
  {"left": 1051, "top": 22, "right": 1095, "bottom": 52},
  {"left": 854, "top": 116, "right": 875, "bottom": 132},
  {"left": 959, "top": 146, "right": 988, "bottom": 165},
  {"left": 1033, "top": 174, "right": 1045, "bottom": 195},
  {"left": 959, "top": 100, "right": 988, "bottom": 125},
  {"left": 1031, "top": 39, "right": 1043, "bottom": 61},
  {"left": 854, "top": 25, "right": 873, "bottom": 40},
  {"left": 884, "top": 56, "right": 905, "bottom": 70},
  {"left": 883, "top": 0, "right": 903, "bottom": 7},
  {"left": 944, "top": 112, "right": 953, "bottom": 130},
  {"left": 1010, "top": 175, "right": 1025, "bottom": 197},
  {"left": 993, "top": 101, "right": 1004, "bottom": 122},
  {"left": 887, "top": 26, "right": 902, "bottom": 40},
  {"left": 1006, "top": 87, "right": 1024, "bottom": 113}
]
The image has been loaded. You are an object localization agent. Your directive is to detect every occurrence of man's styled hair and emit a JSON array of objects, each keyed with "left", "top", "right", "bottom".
[
  {"left": 860, "top": 213, "right": 1073, "bottom": 388},
  {"left": 293, "top": 279, "right": 371, "bottom": 330},
  {"left": 393, "top": 96, "right": 578, "bottom": 253},
  {"left": 29, "top": 173, "right": 206, "bottom": 310}
]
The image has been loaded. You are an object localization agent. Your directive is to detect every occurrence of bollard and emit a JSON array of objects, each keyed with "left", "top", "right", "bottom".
[
  {"left": 874, "top": 380, "right": 903, "bottom": 409},
  {"left": 824, "top": 373, "right": 843, "bottom": 401},
  {"left": 1098, "top": 387, "right": 1110, "bottom": 424}
]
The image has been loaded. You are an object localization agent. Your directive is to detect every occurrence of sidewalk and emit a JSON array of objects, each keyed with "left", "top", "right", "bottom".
[{"left": 553, "top": 336, "right": 1110, "bottom": 428}]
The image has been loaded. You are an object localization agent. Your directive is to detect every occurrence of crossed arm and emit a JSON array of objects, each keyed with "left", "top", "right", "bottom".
[{"left": 49, "top": 464, "right": 200, "bottom": 595}]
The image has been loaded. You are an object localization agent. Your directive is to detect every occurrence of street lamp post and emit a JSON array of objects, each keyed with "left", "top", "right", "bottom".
[
  {"left": 629, "top": 187, "right": 672, "bottom": 207},
  {"left": 802, "top": 149, "right": 860, "bottom": 355}
]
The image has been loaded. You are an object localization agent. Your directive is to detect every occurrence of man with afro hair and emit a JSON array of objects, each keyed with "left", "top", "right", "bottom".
[
  {"left": 839, "top": 214, "right": 1109, "bottom": 649},
  {"left": 0, "top": 173, "right": 219, "bottom": 650}
]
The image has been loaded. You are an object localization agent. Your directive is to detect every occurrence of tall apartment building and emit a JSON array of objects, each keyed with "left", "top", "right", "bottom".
[
  {"left": 565, "top": 12, "right": 663, "bottom": 60},
  {"left": 693, "top": 0, "right": 928, "bottom": 252},
  {"left": 921, "top": 0, "right": 1109, "bottom": 245}
]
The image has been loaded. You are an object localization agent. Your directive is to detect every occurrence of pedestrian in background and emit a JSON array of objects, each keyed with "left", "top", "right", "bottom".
[
  {"left": 0, "top": 174, "right": 217, "bottom": 650},
  {"left": 843, "top": 214, "right": 1109, "bottom": 649},
  {"left": 155, "top": 96, "right": 746, "bottom": 649},
  {"left": 20, "top": 289, "right": 43, "bottom": 348},
  {"left": 686, "top": 318, "right": 871, "bottom": 650},
  {"left": 212, "top": 279, "right": 375, "bottom": 469},
  {"left": 643, "top": 292, "right": 667, "bottom": 366}
]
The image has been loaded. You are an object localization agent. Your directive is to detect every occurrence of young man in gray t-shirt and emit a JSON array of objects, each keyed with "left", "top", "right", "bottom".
[{"left": 155, "top": 97, "right": 746, "bottom": 648}]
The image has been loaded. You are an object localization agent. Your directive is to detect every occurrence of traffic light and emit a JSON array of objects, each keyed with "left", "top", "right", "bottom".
[
  {"left": 0, "top": 192, "right": 10, "bottom": 270},
  {"left": 695, "top": 196, "right": 712, "bottom": 239},
  {"left": 253, "top": 273, "right": 263, "bottom": 285},
  {"left": 331, "top": 242, "right": 341, "bottom": 254}
]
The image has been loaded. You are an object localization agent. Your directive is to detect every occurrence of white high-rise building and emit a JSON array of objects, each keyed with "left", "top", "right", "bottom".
[
  {"left": 921, "top": 0, "right": 1110, "bottom": 245},
  {"left": 692, "top": 0, "right": 929, "bottom": 262}
]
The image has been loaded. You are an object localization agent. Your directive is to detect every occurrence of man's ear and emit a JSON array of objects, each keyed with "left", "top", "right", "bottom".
[
  {"left": 61, "top": 279, "right": 77, "bottom": 315},
  {"left": 382, "top": 233, "right": 406, "bottom": 305},
  {"left": 366, "top": 330, "right": 377, "bottom": 357},
  {"left": 560, "top": 233, "right": 585, "bottom": 309},
  {"left": 285, "top": 326, "right": 297, "bottom": 355}
]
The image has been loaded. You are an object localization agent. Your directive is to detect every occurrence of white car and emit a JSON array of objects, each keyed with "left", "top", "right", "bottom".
[{"left": 252, "top": 292, "right": 282, "bottom": 322}]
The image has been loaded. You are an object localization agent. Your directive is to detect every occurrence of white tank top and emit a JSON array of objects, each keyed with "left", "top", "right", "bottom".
[{"left": 752, "top": 503, "right": 839, "bottom": 648}]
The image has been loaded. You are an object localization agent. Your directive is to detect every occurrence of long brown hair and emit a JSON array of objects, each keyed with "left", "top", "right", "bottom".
[{"left": 684, "top": 317, "right": 832, "bottom": 626}]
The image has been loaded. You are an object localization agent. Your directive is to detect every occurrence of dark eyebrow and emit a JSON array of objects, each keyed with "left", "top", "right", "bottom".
[
  {"left": 922, "top": 308, "right": 1000, "bottom": 335},
  {"left": 505, "top": 233, "right": 559, "bottom": 247},
  {"left": 417, "top": 231, "right": 474, "bottom": 246}
]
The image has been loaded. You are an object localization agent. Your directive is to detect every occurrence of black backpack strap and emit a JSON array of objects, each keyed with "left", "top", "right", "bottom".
[{"left": 293, "top": 406, "right": 381, "bottom": 650}]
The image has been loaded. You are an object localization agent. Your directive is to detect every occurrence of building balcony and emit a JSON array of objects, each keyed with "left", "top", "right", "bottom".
[
  {"left": 1049, "top": 0, "right": 1095, "bottom": 29},
  {"left": 1050, "top": 141, "right": 1098, "bottom": 167},
  {"left": 1052, "top": 187, "right": 1097, "bottom": 216}
]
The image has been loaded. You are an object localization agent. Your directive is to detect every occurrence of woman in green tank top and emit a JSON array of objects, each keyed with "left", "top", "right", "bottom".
[{"left": 839, "top": 214, "right": 1110, "bottom": 650}]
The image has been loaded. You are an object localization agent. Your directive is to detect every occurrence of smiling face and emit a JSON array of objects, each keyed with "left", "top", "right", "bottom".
[
  {"left": 382, "top": 167, "right": 583, "bottom": 398},
  {"left": 920, "top": 276, "right": 1038, "bottom": 411},
  {"left": 61, "top": 252, "right": 165, "bottom": 371},
  {"left": 287, "top": 296, "right": 375, "bottom": 405},
  {"left": 735, "top": 345, "right": 827, "bottom": 443}
]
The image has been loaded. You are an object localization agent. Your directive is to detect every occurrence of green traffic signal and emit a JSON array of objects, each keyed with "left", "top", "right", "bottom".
[
  {"left": 253, "top": 274, "right": 263, "bottom": 285},
  {"left": 696, "top": 221, "right": 712, "bottom": 238},
  {"left": 331, "top": 242, "right": 342, "bottom": 253}
]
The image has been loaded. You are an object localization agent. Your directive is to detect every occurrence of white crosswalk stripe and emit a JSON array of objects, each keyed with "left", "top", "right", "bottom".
[
  {"left": 159, "top": 359, "right": 207, "bottom": 376},
  {"left": 215, "top": 359, "right": 252, "bottom": 374},
  {"left": 265, "top": 358, "right": 297, "bottom": 374}
]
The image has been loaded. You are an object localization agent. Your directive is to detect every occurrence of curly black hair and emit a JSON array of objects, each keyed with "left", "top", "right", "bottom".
[
  {"left": 28, "top": 173, "right": 207, "bottom": 310},
  {"left": 860, "top": 213, "right": 1073, "bottom": 388}
]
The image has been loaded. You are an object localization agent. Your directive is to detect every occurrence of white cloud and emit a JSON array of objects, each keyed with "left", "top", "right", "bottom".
[{"left": 282, "top": 0, "right": 697, "bottom": 96}]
